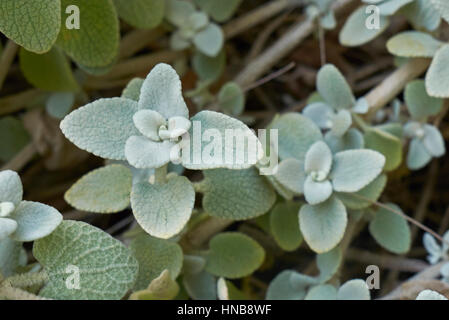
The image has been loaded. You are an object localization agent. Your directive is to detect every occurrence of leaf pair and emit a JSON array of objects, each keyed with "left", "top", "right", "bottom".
[{"left": 0, "top": 170, "right": 62, "bottom": 242}]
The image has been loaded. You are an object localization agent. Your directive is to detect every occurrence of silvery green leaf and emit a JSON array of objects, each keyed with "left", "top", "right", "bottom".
[
  {"left": 194, "top": 0, "right": 242, "bottom": 22},
  {"left": 317, "top": 64, "right": 355, "bottom": 111},
  {"left": 165, "top": 116, "right": 192, "bottom": 139},
  {"left": 401, "top": 0, "right": 441, "bottom": 31},
  {"left": 369, "top": 203, "right": 411, "bottom": 254},
  {"left": 423, "top": 233, "right": 442, "bottom": 264},
  {"left": 182, "top": 111, "right": 262, "bottom": 170},
  {"left": 64, "top": 165, "right": 133, "bottom": 214},
  {"left": 274, "top": 159, "right": 306, "bottom": 194},
  {"left": 442, "top": 231, "right": 449, "bottom": 253},
  {"left": 218, "top": 82, "right": 245, "bottom": 116},
  {"left": 378, "top": 0, "right": 413, "bottom": 15},
  {"left": 165, "top": 0, "right": 195, "bottom": 27},
  {"left": 266, "top": 270, "right": 317, "bottom": 300},
  {"left": 325, "top": 128, "right": 364, "bottom": 153},
  {"left": 426, "top": 44, "right": 449, "bottom": 98},
  {"left": 46, "top": 92, "right": 75, "bottom": 120},
  {"left": 331, "top": 149, "right": 385, "bottom": 193},
  {"left": 189, "top": 12, "right": 209, "bottom": 31},
  {"left": 302, "top": 102, "right": 334, "bottom": 129},
  {"left": 353, "top": 97, "right": 369, "bottom": 114},
  {"left": 416, "top": 289, "right": 448, "bottom": 300},
  {"left": 405, "top": 80, "right": 443, "bottom": 119},
  {"left": 265, "top": 174, "right": 295, "bottom": 200},
  {"left": 61, "top": 98, "right": 139, "bottom": 160},
  {"left": 431, "top": 0, "right": 449, "bottom": 24},
  {"left": 304, "top": 176, "right": 333, "bottom": 205},
  {"left": 336, "top": 174, "right": 387, "bottom": 210},
  {"left": 0, "top": 117, "right": 30, "bottom": 163},
  {"left": 192, "top": 50, "right": 226, "bottom": 82},
  {"left": 317, "top": 247, "right": 342, "bottom": 283},
  {"left": 133, "top": 110, "right": 166, "bottom": 142},
  {"left": 0, "top": 218, "right": 18, "bottom": 240},
  {"left": 170, "top": 31, "right": 191, "bottom": 50},
  {"left": 114, "top": 0, "right": 165, "bottom": 30},
  {"left": 440, "top": 263, "right": 449, "bottom": 281},
  {"left": 337, "top": 279, "right": 370, "bottom": 300},
  {"left": 269, "top": 202, "right": 302, "bottom": 252},
  {"left": 268, "top": 113, "right": 322, "bottom": 161},
  {"left": 305, "top": 141, "right": 333, "bottom": 176},
  {"left": 320, "top": 10, "right": 336, "bottom": 30},
  {"left": 205, "top": 232, "right": 265, "bottom": 279},
  {"left": 139, "top": 63, "right": 189, "bottom": 119},
  {"left": 305, "top": 284, "right": 338, "bottom": 300},
  {"left": 0, "top": 238, "right": 25, "bottom": 277},
  {"left": 364, "top": 127, "right": 402, "bottom": 171},
  {"left": 422, "top": 125, "right": 445, "bottom": 157},
  {"left": 125, "top": 137, "right": 176, "bottom": 169},
  {"left": 131, "top": 175, "right": 195, "bottom": 239},
  {"left": 299, "top": 196, "right": 347, "bottom": 253},
  {"left": 122, "top": 78, "right": 144, "bottom": 101},
  {"left": 330, "top": 110, "right": 352, "bottom": 137},
  {"left": 183, "top": 270, "right": 217, "bottom": 300},
  {"left": 10, "top": 201, "right": 62, "bottom": 242},
  {"left": 0, "top": 170, "right": 23, "bottom": 206},
  {"left": 387, "top": 31, "right": 443, "bottom": 58},
  {"left": 33, "top": 220, "right": 138, "bottom": 300},
  {"left": 339, "top": 6, "right": 389, "bottom": 47},
  {"left": 129, "top": 234, "right": 183, "bottom": 290},
  {"left": 217, "top": 277, "right": 229, "bottom": 300},
  {"left": 199, "top": 167, "right": 276, "bottom": 220},
  {"left": 193, "top": 23, "right": 224, "bottom": 57},
  {"left": 183, "top": 255, "right": 206, "bottom": 275},
  {"left": 407, "top": 138, "right": 432, "bottom": 170},
  {"left": 130, "top": 269, "right": 179, "bottom": 300}
]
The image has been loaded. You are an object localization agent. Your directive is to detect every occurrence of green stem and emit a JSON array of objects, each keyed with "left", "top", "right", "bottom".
[{"left": 352, "top": 114, "right": 370, "bottom": 132}]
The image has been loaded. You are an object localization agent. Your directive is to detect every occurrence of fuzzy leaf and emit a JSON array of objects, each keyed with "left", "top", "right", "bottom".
[
  {"left": 407, "top": 138, "right": 432, "bottom": 170},
  {"left": 423, "top": 125, "right": 445, "bottom": 157},
  {"left": 138, "top": 63, "right": 189, "bottom": 119},
  {"left": 0, "top": 170, "right": 23, "bottom": 206},
  {"left": 405, "top": 80, "right": 443, "bottom": 119},
  {"left": 192, "top": 50, "right": 226, "bottom": 82},
  {"left": 183, "top": 270, "right": 217, "bottom": 300},
  {"left": 337, "top": 279, "right": 370, "bottom": 300},
  {"left": 182, "top": 111, "right": 262, "bottom": 170},
  {"left": 131, "top": 176, "right": 195, "bottom": 239},
  {"left": 0, "top": 238, "right": 25, "bottom": 277},
  {"left": 339, "top": 6, "right": 389, "bottom": 47},
  {"left": 205, "top": 232, "right": 265, "bottom": 279},
  {"left": 416, "top": 289, "right": 448, "bottom": 300},
  {"left": 57, "top": 0, "right": 119, "bottom": 69},
  {"left": 325, "top": 128, "right": 364, "bottom": 153},
  {"left": 10, "top": 201, "right": 62, "bottom": 242},
  {"left": 331, "top": 150, "right": 385, "bottom": 192},
  {"left": 193, "top": 23, "right": 224, "bottom": 57},
  {"left": 122, "top": 78, "right": 144, "bottom": 101},
  {"left": 60, "top": 98, "right": 140, "bottom": 160},
  {"left": 0, "top": 117, "right": 30, "bottom": 163},
  {"left": 426, "top": 44, "right": 449, "bottom": 98},
  {"left": 199, "top": 167, "right": 276, "bottom": 220},
  {"left": 65, "top": 165, "right": 132, "bottom": 214},
  {"left": 268, "top": 113, "right": 322, "bottom": 161},
  {"left": 336, "top": 174, "right": 387, "bottom": 210},
  {"left": 274, "top": 159, "right": 306, "bottom": 194},
  {"left": 266, "top": 270, "right": 317, "bottom": 300},
  {"left": 299, "top": 197, "right": 347, "bottom": 253},
  {"left": 270, "top": 202, "right": 302, "bottom": 252},
  {"left": 114, "top": 0, "right": 165, "bottom": 29},
  {"left": 305, "top": 284, "right": 338, "bottom": 300},
  {"left": 33, "top": 220, "right": 138, "bottom": 300},
  {"left": 130, "top": 270, "right": 179, "bottom": 300},
  {"left": 302, "top": 102, "right": 334, "bottom": 129},
  {"left": 19, "top": 47, "right": 78, "bottom": 92},
  {"left": 364, "top": 127, "right": 402, "bottom": 171},
  {"left": 387, "top": 31, "right": 443, "bottom": 58},
  {"left": 304, "top": 176, "right": 333, "bottom": 205},
  {"left": 431, "top": 0, "right": 449, "bottom": 24},
  {"left": 0, "top": 0, "right": 61, "bottom": 53},
  {"left": 129, "top": 234, "right": 183, "bottom": 290},
  {"left": 0, "top": 218, "right": 18, "bottom": 240},
  {"left": 194, "top": 0, "right": 242, "bottom": 22},
  {"left": 218, "top": 82, "right": 245, "bottom": 116},
  {"left": 317, "top": 247, "right": 342, "bottom": 282},
  {"left": 125, "top": 138, "right": 175, "bottom": 169},
  {"left": 402, "top": 0, "right": 441, "bottom": 31},
  {"left": 369, "top": 203, "right": 411, "bottom": 254},
  {"left": 378, "top": 0, "right": 413, "bottom": 15},
  {"left": 317, "top": 65, "right": 355, "bottom": 111}
]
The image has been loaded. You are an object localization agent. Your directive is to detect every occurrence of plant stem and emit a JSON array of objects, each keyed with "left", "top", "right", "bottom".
[{"left": 0, "top": 40, "right": 19, "bottom": 91}]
